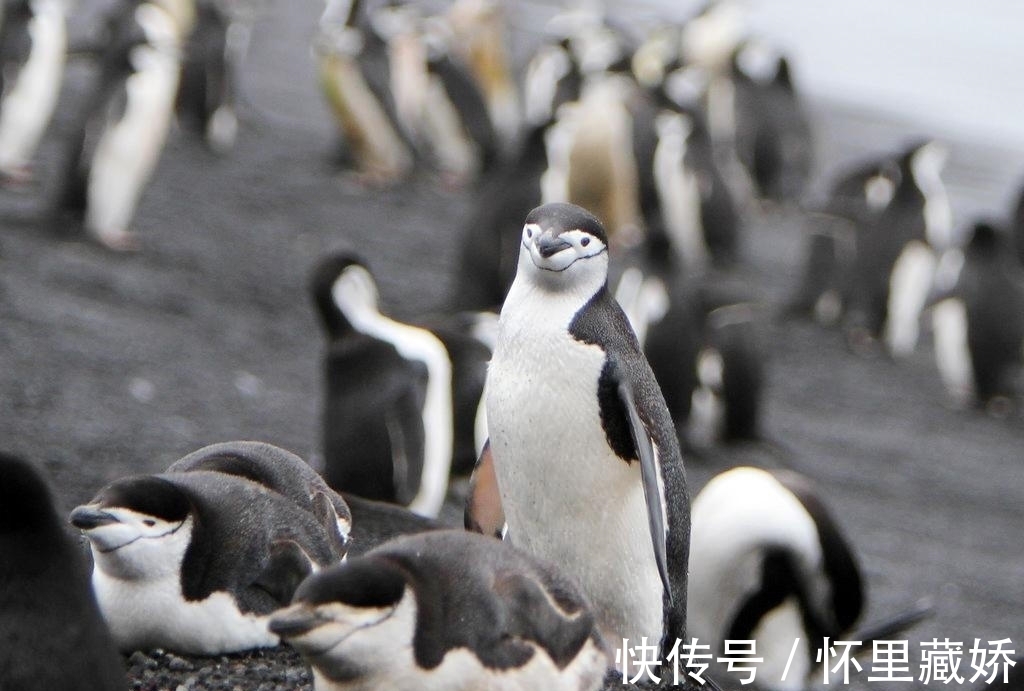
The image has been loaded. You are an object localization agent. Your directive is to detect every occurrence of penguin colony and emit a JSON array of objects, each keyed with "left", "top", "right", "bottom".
[{"left": 1, "top": 0, "right": 1022, "bottom": 690}]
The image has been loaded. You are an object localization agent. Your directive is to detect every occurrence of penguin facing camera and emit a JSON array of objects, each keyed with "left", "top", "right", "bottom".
[
  {"left": 270, "top": 530, "right": 609, "bottom": 691},
  {"left": 0, "top": 0, "right": 67, "bottom": 186},
  {"left": 930, "top": 220, "right": 1024, "bottom": 413},
  {"left": 70, "top": 450, "right": 349, "bottom": 655},
  {"left": 476, "top": 202, "right": 690, "bottom": 678},
  {"left": 1, "top": 452, "right": 126, "bottom": 691}
]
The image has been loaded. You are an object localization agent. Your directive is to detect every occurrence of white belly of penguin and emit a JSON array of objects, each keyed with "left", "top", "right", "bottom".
[{"left": 487, "top": 303, "right": 666, "bottom": 647}]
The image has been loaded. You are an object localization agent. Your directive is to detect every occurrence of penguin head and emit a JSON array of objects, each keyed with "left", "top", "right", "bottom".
[
  {"left": 70, "top": 475, "right": 193, "bottom": 581},
  {"left": 518, "top": 203, "right": 610, "bottom": 292},
  {"left": 270, "top": 556, "right": 415, "bottom": 679},
  {"left": 310, "top": 253, "right": 380, "bottom": 337},
  {"left": 0, "top": 452, "right": 58, "bottom": 535},
  {"left": 903, "top": 139, "right": 948, "bottom": 191}
]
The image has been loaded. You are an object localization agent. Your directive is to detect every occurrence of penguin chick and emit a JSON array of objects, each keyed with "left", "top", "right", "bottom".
[
  {"left": 270, "top": 530, "right": 608, "bottom": 691},
  {"left": 0, "top": 452, "right": 126, "bottom": 691},
  {"left": 70, "top": 469, "right": 347, "bottom": 654}
]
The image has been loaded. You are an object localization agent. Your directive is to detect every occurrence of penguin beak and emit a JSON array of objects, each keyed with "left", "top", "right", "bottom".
[
  {"left": 535, "top": 232, "right": 572, "bottom": 259},
  {"left": 268, "top": 604, "right": 326, "bottom": 639},
  {"left": 69, "top": 505, "right": 120, "bottom": 530}
]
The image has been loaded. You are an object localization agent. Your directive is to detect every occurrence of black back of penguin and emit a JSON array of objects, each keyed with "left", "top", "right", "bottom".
[{"left": 0, "top": 452, "right": 125, "bottom": 691}]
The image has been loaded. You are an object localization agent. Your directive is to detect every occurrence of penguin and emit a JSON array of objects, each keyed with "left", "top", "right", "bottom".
[
  {"left": 51, "top": 0, "right": 190, "bottom": 250},
  {"left": 930, "top": 221, "right": 1024, "bottom": 411},
  {"left": 729, "top": 39, "right": 813, "bottom": 205},
  {"left": 175, "top": 0, "right": 241, "bottom": 153},
  {"left": 0, "top": 0, "right": 67, "bottom": 185},
  {"left": 70, "top": 468, "right": 347, "bottom": 654},
  {"left": 847, "top": 139, "right": 951, "bottom": 356},
  {"left": 315, "top": 0, "right": 413, "bottom": 183},
  {"left": 480, "top": 202, "right": 690, "bottom": 675},
  {"left": 0, "top": 452, "right": 126, "bottom": 691},
  {"left": 309, "top": 252, "right": 453, "bottom": 518},
  {"left": 688, "top": 466, "right": 864, "bottom": 691},
  {"left": 166, "top": 440, "right": 352, "bottom": 551},
  {"left": 269, "top": 530, "right": 608, "bottom": 691}
]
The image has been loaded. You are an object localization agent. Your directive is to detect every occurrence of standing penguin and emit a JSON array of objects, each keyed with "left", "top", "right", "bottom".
[
  {"left": 688, "top": 466, "right": 863, "bottom": 691},
  {"left": 52, "top": 0, "right": 191, "bottom": 250},
  {"left": 480, "top": 202, "right": 690, "bottom": 674},
  {"left": 0, "top": 452, "right": 126, "bottom": 691},
  {"left": 310, "top": 252, "right": 453, "bottom": 518},
  {"left": 270, "top": 530, "right": 609, "bottom": 691},
  {"left": 931, "top": 221, "right": 1024, "bottom": 411},
  {"left": 0, "top": 0, "right": 67, "bottom": 184},
  {"left": 70, "top": 467, "right": 347, "bottom": 654}
]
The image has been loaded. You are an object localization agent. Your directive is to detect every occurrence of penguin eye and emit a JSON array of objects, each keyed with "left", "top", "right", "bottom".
[
  {"left": 581, "top": 237, "right": 591, "bottom": 247},
  {"left": 143, "top": 519, "right": 156, "bottom": 527},
  {"left": 526, "top": 227, "right": 534, "bottom": 238}
]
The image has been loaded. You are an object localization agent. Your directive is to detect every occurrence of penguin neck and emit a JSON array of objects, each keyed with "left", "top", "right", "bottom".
[{"left": 502, "top": 252, "right": 608, "bottom": 331}]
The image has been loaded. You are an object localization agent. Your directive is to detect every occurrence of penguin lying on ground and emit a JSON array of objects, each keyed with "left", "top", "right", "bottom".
[
  {"left": 477, "top": 202, "right": 690, "bottom": 680},
  {"left": 270, "top": 530, "right": 608, "bottom": 691},
  {"left": 310, "top": 252, "right": 489, "bottom": 517},
  {"left": 1, "top": 452, "right": 126, "bottom": 691},
  {"left": 930, "top": 220, "right": 1024, "bottom": 412},
  {"left": 0, "top": 0, "right": 67, "bottom": 185},
  {"left": 70, "top": 451, "right": 348, "bottom": 654}
]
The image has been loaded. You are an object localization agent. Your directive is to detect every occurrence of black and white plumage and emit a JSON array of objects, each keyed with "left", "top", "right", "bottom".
[
  {"left": 70, "top": 459, "right": 347, "bottom": 654},
  {"left": 52, "top": 0, "right": 189, "bottom": 250},
  {"left": 481, "top": 202, "right": 690, "bottom": 670},
  {"left": 0, "top": 452, "right": 126, "bottom": 691},
  {"left": 166, "top": 440, "right": 353, "bottom": 551},
  {"left": 310, "top": 252, "right": 455, "bottom": 517},
  {"left": 931, "top": 221, "right": 1024, "bottom": 410},
  {"left": 689, "top": 466, "right": 863, "bottom": 691},
  {"left": 270, "top": 530, "right": 608, "bottom": 691},
  {"left": 0, "top": 0, "right": 66, "bottom": 184}
]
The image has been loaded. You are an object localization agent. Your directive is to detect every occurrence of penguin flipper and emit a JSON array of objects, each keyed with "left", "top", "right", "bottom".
[
  {"left": 616, "top": 377, "right": 672, "bottom": 603},
  {"left": 252, "top": 539, "right": 315, "bottom": 607},
  {"left": 465, "top": 439, "right": 505, "bottom": 539}
]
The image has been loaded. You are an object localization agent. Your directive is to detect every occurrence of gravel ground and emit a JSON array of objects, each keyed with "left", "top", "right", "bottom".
[{"left": 0, "top": 1, "right": 1021, "bottom": 690}]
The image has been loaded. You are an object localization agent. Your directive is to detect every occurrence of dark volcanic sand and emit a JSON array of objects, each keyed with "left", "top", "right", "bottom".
[{"left": 1, "top": 2, "right": 1021, "bottom": 690}]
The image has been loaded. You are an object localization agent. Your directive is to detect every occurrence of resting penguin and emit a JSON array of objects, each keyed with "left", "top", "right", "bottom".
[
  {"left": 0, "top": 0, "right": 67, "bottom": 184},
  {"left": 70, "top": 468, "right": 347, "bottom": 654},
  {"left": 0, "top": 452, "right": 125, "bottom": 691},
  {"left": 270, "top": 530, "right": 608, "bottom": 691},
  {"left": 310, "top": 252, "right": 453, "bottom": 518},
  {"left": 166, "top": 440, "right": 353, "bottom": 551},
  {"left": 478, "top": 202, "right": 690, "bottom": 676},
  {"left": 931, "top": 221, "right": 1024, "bottom": 411},
  {"left": 688, "top": 467, "right": 863, "bottom": 691}
]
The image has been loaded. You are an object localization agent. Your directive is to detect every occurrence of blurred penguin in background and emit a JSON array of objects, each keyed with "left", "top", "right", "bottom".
[
  {"left": 52, "top": 0, "right": 195, "bottom": 250},
  {"left": 175, "top": 0, "right": 245, "bottom": 154},
  {"left": 729, "top": 38, "right": 813, "bottom": 206},
  {"left": 0, "top": 0, "right": 67, "bottom": 186},
  {"left": 315, "top": 0, "right": 414, "bottom": 184},
  {"left": 931, "top": 220, "right": 1024, "bottom": 413},
  {"left": 0, "top": 452, "right": 126, "bottom": 691}
]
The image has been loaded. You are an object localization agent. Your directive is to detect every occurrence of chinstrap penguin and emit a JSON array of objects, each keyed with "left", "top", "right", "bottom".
[
  {"left": 0, "top": 452, "right": 126, "bottom": 691},
  {"left": 70, "top": 465, "right": 347, "bottom": 655},
  {"left": 479, "top": 202, "right": 690, "bottom": 677},
  {"left": 310, "top": 252, "right": 454, "bottom": 518},
  {"left": 270, "top": 529, "right": 608, "bottom": 691},
  {"left": 688, "top": 467, "right": 863, "bottom": 690}
]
